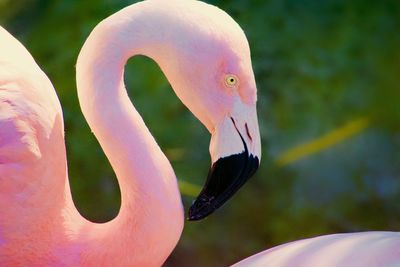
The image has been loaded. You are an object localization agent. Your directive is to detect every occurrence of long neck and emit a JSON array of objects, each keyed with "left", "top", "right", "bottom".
[{"left": 74, "top": 5, "right": 184, "bottom": 266}]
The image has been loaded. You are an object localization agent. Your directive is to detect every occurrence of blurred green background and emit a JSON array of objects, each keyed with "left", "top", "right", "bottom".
[{"left": 1, "top": 0, "right": 399, "bottom": 266}]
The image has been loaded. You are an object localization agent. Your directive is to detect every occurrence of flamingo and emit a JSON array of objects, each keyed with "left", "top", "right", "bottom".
[
  {"left": 0, "top": 0, "right": 261, "bottom": 265},
  {"left": 2, "top": 1, "right": 397, "bottom": 267}
]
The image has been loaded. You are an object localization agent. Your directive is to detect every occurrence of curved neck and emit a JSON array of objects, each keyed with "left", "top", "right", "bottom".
[{"left": 75, "top": 5, "right": 183, "bottom": 266}]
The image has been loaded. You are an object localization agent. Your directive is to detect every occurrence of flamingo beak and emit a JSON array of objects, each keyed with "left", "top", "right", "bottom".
[{"left": 188, "top": 103, "right": 261, "bottom": 221}]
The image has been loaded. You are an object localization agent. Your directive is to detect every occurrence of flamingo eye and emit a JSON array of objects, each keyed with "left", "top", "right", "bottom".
[{"left": 225, "top": 74, "right": 238, "bottom": 88}]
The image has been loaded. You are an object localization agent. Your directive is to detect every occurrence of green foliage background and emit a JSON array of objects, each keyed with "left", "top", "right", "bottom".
[{"left": 1, "top": 0, "right": 399, "bottom": 266}]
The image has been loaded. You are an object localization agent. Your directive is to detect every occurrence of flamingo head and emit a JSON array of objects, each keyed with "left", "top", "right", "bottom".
[
  {"left": 151, "top": 0, "right": 262, "bottom": 220},
  {"left": 186, "top": 55, "right": 261, "bottom": 220},
  {"left": 186, "top": 62, "right": 261, "bottom": 221}
]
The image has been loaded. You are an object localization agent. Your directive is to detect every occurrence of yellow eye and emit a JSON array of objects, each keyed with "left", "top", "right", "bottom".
[{"left": 225, "top": 74, "right": 238, "bottom": 88}]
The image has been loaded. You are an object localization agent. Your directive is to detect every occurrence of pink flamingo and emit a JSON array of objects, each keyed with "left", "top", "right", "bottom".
[
  {"left": 1, "top": 0, "right": 398, "bottom": 266},
  {"left": 0, "top": 0, "right": 260, "bottom": 265}
]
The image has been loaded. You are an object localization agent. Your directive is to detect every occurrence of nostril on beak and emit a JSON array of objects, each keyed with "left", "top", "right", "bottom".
[{"left": 245, "top": 123, "right": 252, "bottom": 142}]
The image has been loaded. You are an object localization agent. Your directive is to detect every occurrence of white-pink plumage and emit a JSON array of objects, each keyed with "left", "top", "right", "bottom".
[{"left": 233, "top": 231, "right": 400, "bottom": 267}]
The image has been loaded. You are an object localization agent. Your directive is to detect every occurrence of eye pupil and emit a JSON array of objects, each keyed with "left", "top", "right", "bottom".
[{"left": 225, "top": 74, "right": 238, "bottom": 87}]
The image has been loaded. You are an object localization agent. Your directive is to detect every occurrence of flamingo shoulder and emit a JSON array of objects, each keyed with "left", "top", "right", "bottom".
[{"left": 0, "top": 27, "right": 63, "bottom": 169}]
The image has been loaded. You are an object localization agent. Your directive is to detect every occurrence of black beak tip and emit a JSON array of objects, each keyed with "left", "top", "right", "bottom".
[
  {"left": 187, "top": 195, "right": 215, "bottom": 221},
  {"left": 187, "top": 212, "right": 207, "bottom": 221},
  {"left": 187, "top": 154, "right": 259, "bottom": 221}
]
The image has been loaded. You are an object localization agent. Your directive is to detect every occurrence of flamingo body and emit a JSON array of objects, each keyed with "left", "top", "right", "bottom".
[
  {"left": 0, "top": 26, "right": 72, "bottom": 265},
  {"left": 233, "top": 231, "right": 400, "bottom": 267}
]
